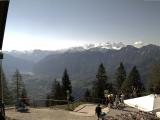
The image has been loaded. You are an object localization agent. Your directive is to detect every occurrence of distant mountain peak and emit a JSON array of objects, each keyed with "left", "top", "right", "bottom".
[
  {"left": 65, "top": 42, "right": 126, "bottom": 52},
  {"left": 141, "top": 44, "right": 159, "bottom": 49},
  {"left": 85, "top": 42, "right": 126, "bottom": 50},
  {"left": 125, "top": 45, "right": 137, "bottom": 49}
]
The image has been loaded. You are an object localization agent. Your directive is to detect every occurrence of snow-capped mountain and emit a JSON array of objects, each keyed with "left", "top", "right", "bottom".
[
  {"left": 85, "top": 42, "right": 126, "bottom": 49},
  {"left": 65, "top": 42, "right": 126, "bottom": 52}
]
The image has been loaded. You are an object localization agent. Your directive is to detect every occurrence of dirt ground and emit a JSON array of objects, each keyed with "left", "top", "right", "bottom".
[
  {"left": 5, "top": 104, "right": 139, "bottom": 120},
  {"left": 6, "top": 107, "right": 97, "bottom": 120}
]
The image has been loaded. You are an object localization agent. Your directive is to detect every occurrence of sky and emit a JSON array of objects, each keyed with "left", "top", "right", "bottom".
[{"left": 2, "top": 0, "right": 160, "bottom": 51}]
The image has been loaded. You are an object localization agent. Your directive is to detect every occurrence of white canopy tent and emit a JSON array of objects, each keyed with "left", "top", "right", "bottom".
[{"left": 124, "top": 94, "right": 160, "bottom": 112}]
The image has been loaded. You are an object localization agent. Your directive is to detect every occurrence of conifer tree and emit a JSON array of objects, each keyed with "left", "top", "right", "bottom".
[
  {"left": 49, "top": 79, "right": 63, "bottom": 105},
  {"left": 11, "top": 69, "right": 25, "bottom": 100},
  {"left": 122, "top": 66, "right": 143, "bottom": 97},
  {"left": 94, "top": 63, "right": 108, "bottom": 99},
  {"left": 0, "top": 69, "right": 13, "bottom": 105},
  {"left": 121, "top": 78, "right": 130, "bottom": 95},
  {"left": 53, "top": 79, "right": 63, "bottom": 100},
  {"left": 115, "top": 62, "right": 126, "bottom": 90},
  {"left": 128, "top": 66, "right": 142, "bottom": 91},
  {"left": 61, "top": 69, "right": 72, "bottom": 99},
  {"left": 148, "top": 61, "right": 160, "bottom": 94}
]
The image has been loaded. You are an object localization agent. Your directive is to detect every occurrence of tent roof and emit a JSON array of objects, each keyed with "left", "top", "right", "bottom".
[{"left": 124, "top": 94, "right": 160, "bottom": 112}]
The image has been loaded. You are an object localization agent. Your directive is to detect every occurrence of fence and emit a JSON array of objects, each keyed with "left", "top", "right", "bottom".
[{"left": 4, "top": 96, "right": 107, "bottom": 110}]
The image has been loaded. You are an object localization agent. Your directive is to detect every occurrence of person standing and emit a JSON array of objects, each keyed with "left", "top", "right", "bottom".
[
  {"left": 114, "top": 95, "right": 119, "bottom": 109},
  {"left": 120, "top": 93, "right": 125, "bottom": 103},
  {"left": 95, "top": 104, "right": 102, "bottom": 120}
]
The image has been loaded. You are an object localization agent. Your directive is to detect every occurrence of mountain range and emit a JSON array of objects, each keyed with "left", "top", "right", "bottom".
[
  {"left": 2, "top": 42, "right": 126, "bottom": 75},
  {"left": 2, "top": 44, "right": 160, "bottom": 98},
  {"left": 2, "top": 44, "right": 160, "bottom": 82},
  {"left": 32, "top": 44, "right": 160, "bottom": 83}
]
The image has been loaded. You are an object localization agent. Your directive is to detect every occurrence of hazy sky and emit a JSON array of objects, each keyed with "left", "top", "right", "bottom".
[{"left": 2, "top": 0, "right": 160, "bottom": 51}]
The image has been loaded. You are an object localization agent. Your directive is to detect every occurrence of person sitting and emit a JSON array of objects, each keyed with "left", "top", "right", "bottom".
[{"left": 15, "top": 99, "right": 29, "bottom": 112}]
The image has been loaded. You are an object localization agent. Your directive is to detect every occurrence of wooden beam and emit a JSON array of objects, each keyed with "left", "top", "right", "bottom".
[{"left": 0, "top": 0, "right": 9, "bottom": 50}]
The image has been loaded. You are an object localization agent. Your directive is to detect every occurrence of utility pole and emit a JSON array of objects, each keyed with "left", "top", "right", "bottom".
[
  {"left": 66, "top": 90, "right": 70, "bottom": 110},
  {"left": 0, "top": 0, "right": 10, "bottom": 119}
]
